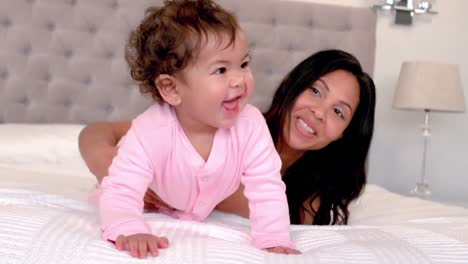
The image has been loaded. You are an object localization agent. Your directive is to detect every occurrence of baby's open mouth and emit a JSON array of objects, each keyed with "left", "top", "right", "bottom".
[{"left": 222, "top": 95, "right": 243, "bottom": 113}]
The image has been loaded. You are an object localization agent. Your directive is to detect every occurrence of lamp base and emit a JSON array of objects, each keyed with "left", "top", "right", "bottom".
[{"left": 410, "top": 182, "right": 432, "bottom": 199}]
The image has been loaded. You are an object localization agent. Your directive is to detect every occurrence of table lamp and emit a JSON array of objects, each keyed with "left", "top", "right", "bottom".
[{"left": 393, "top": 61, "right": 465, "bottom": 198}]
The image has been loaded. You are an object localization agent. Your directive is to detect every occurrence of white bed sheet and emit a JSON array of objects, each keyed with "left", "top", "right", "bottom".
[{"left": 1, "top": 124, "right": 468, "bottom": 263}]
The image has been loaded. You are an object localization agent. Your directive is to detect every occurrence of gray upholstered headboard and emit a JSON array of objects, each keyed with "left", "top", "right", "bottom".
[{"left": 0, "top": 0, "right": 376, "bottom": 124}]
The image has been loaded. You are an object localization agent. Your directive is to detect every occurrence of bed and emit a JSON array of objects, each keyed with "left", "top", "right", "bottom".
[{"left": 1, "top": 0, "right": 468, "bottom": 263}]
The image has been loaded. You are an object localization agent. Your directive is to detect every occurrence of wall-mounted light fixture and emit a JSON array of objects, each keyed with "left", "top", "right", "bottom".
[{"left": 372, "top": 0, "right": 438, "bottom": 25}]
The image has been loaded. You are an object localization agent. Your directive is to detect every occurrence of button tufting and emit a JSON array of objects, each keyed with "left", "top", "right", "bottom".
[
  {"left": 43, "top": 72, "right": 51, "bottom": 82},
  {"left": 63, "top": 99, "right": 72, "bottom": 107},
  {"left": 64, "top": 49, "right": 73, "bottom": 58},
  {"left": 46, "top": 22, "right": 56, "bottom": 31},
  {"left": 104, "top": 51, "right": 114, "bottom": 59},
  {"left": 104, "top": 104, "right": 114, "bottom": 113},
  {"left": 18, "top": 97, "right": 29, "bottom": 105},
  {"left": 20, "top": 44, "right": 32, "bottom": 56},
  {"left": 270, "top": 17, "right": 277, "bottom": 26},
  {"left": 109, "top": 0, "right": 119, "bottom": 9},
  {"left": 81, "top": 76, "right": 92, "bottom": 85},
  {"left": 68, "top": 0, "right": 77, "bottom": 6},
  {"left": 2, "top": 18, "right": 11, "bottom": 28},
  {"left": 0, "top": 70, "right": 8, "bottom": 80},
  {"left": 88, "top": 25, "right": 97, "bottom": 34}
]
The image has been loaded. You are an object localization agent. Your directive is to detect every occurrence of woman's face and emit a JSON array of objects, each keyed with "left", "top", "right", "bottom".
[{"left": 283, "top": 69, "right": 360, "bottom": 151}]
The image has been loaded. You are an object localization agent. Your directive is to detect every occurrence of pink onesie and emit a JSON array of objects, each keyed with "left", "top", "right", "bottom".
[{"left": 98, "top": 103, "right": 294, "bottom": 249}]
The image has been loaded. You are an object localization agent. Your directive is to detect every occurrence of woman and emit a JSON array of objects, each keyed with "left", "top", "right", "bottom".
[{"left": 79, "top": 49, "right": 376, "bottom": 225}]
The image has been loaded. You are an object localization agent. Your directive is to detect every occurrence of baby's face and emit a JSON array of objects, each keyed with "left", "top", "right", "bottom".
[{"left": 174, "top": 30, "right": 254, "bottom": 130}]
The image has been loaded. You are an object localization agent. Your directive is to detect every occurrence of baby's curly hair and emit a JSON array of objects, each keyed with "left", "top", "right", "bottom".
[{"left": 125, "top": 0, "right": 239, "bottom": 102}]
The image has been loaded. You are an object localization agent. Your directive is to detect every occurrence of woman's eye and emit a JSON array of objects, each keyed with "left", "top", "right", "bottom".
[
  {"left": 310, "top": 87, "right": 321, "bottom": 96},
  {"left": 241, "top": 61, "right": 249, "bottom": 68},
  {"left": 214, "top": 67, "right": 226, "bottom": 74},
  {"left": 334, "top": 108, "right": 344, "bottom": 119}
]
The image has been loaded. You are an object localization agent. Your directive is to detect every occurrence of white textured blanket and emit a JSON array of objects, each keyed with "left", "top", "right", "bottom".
[
  {"left": 1, "top": 125, "right": 468, "bottom": 263},
  {"left": 1, "top": 187, "right": 468, "bottom": 264}
]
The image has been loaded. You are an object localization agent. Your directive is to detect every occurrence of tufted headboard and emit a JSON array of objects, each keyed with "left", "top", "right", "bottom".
[{"left": 0, "top": 0, "right": 376, "bottom": 124}]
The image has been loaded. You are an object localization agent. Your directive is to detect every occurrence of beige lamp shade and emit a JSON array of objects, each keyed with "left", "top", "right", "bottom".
[{"left": 393, "top": 61, "right": 465, "bottom": 112}]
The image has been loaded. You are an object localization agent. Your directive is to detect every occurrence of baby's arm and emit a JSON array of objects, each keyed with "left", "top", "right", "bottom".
[
  {"left": 79, "top": 121, "right": 172, "bottom": 211},
  {"left": 240, "top": 110, "right": 299, "bottom": 254},
  {"left": 99, "top": 128, "right": 168, "bottom": 258}
]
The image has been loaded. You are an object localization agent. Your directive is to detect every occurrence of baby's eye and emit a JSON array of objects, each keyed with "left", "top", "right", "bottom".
[
  {"left": 214, "top": 67, "right": 226, "bottom": 74},
  {"left": 334, "top": 108, "right": 345, "bottom": 119},
  {"left": 241, "top": 61, "right": 250, "bottom": 69}
]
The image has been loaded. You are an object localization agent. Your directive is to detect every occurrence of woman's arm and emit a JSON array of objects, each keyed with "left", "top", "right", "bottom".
[
  {"left": 301, "top": 196, "right": 321, "bottom": 225},
  {"left": 215, "top": 186, "right": 321, "bottom": 225},
  {"left": 78, "top": 121, "right": 131, "bottom": 183},
  {"left": 215, "top": 184, "right": 249, "bottom": 218}
]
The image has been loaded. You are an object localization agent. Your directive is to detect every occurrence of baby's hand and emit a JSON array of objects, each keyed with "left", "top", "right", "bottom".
[
  {"left": 264, "top": 246, "right": 301, "bottom": 255},
  {"left": 115, "top": 233, "right": 169, "bottom": 258}
]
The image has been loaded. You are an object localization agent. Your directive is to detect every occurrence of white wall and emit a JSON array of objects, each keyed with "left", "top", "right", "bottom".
[{"left": 289, "top": 0, "right": 468, "bottom": 205}]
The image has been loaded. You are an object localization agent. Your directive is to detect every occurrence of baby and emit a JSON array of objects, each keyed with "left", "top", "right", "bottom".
[{"left": 96, "top": 0, "right": 298, "bottom": 258}]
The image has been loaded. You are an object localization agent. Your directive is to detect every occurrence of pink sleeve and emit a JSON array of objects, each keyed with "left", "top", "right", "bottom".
[
  {"left": 240, "top": 112, "right": 295, "bottom": 249},
  {"left": 99, "top": 128, "right": 154, "bottom": 241}
]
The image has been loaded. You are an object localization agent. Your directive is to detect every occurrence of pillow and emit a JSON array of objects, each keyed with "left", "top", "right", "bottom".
[{"left": 0, "top": 124, "right": 91, "bottom": 177}]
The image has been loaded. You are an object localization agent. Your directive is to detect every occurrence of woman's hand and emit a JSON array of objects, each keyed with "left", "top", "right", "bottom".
[
  {"left": 115, "top": 233, "right": 169, "bottom": 258},
  {"left": 264, "top": 246, "right": 301, "bottom": 255},
  {"left": 143, "top": 189, "right": 172, "bottom": 210}
]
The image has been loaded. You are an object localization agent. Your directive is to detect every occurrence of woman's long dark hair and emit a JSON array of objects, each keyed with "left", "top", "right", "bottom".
[{"left": 264, "top": 49, "right": 376, "bottom": 225}]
